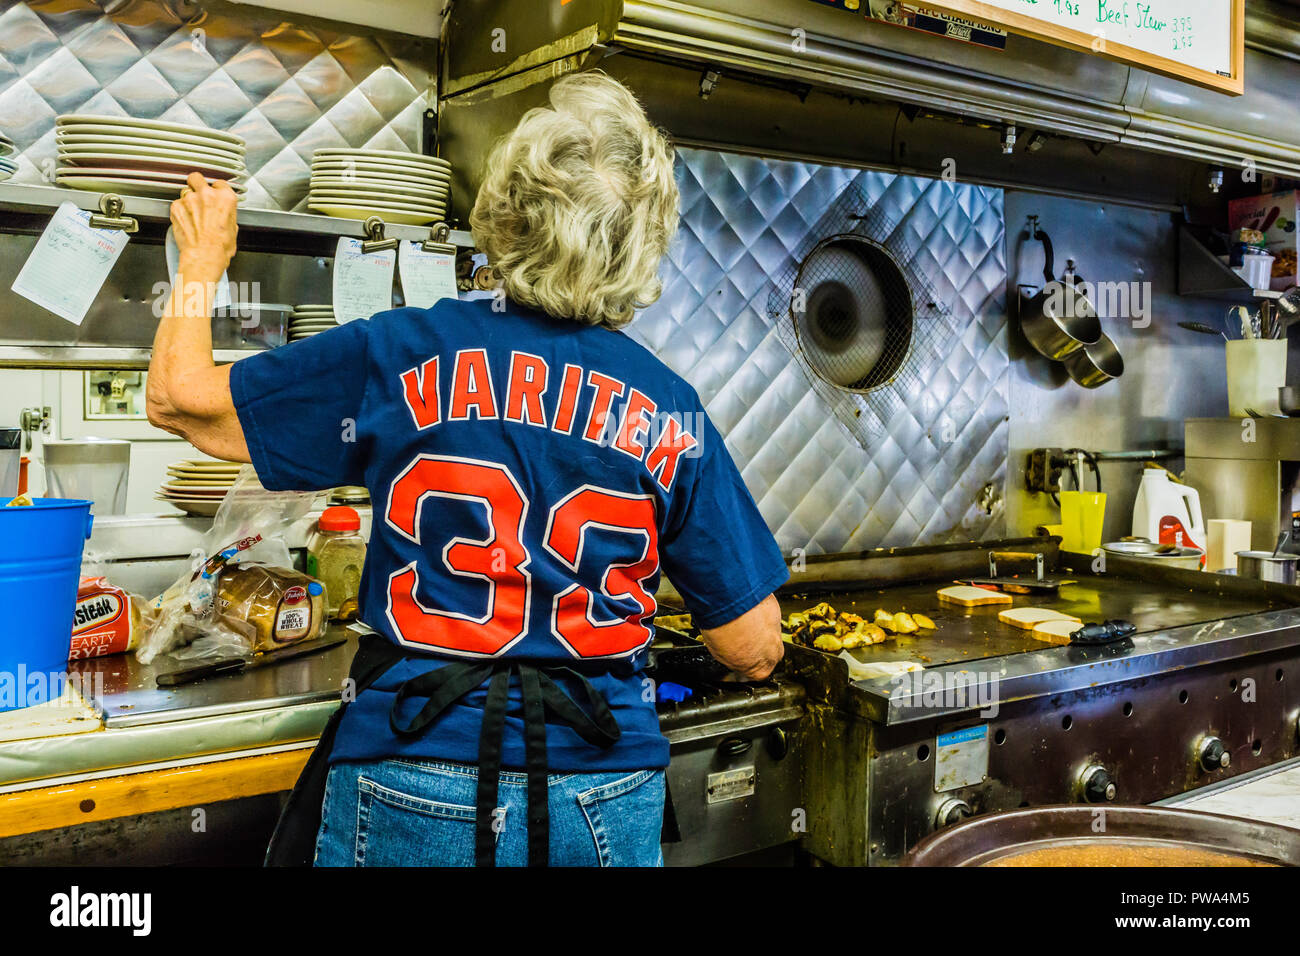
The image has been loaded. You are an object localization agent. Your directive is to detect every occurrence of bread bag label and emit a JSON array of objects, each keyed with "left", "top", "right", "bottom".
[{"left": 69, "top": 578, "right": 138, "bottom": 659}]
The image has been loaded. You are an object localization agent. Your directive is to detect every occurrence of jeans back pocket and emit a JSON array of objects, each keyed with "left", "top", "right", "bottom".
[{"left": 355, "top": 775, "right": 483, "bottom": 866}]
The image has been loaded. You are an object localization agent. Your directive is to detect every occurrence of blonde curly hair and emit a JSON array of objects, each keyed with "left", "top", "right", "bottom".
[{"left": 469, "top": 71, "right": 680, "bottom": 330}]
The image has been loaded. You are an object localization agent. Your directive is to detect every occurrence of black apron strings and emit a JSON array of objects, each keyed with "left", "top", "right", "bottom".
[{"left": 267, "top": 634, "right": 625, "bottom": 868}]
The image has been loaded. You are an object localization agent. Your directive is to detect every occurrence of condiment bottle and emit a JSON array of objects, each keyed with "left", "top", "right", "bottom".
[{"left": 306, "top": 506, "right": 366, "bottom": 620}]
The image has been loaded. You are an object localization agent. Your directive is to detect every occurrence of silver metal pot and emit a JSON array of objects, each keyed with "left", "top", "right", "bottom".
[
  {"left": 1064, "top": 332, "right": 1124, "bottom": 388},
  {"left": 1236, "top": 551, "right": 1298, "bottom": 584},
  {"left": 1018, "top": 225, "right": 1102, "bottom": 360},
  {"left": 1020, "top": 281, "right": 1102, "bottom": 360}
]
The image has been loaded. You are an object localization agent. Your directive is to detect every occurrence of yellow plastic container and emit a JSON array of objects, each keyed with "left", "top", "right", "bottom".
[{"left": 1059, "top": 491, "right": 1107, "bottom": 555}]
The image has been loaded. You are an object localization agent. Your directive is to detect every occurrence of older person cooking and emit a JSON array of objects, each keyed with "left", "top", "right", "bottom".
[{"left": 147, "top": 71, "right": 787, "bottom": 867}]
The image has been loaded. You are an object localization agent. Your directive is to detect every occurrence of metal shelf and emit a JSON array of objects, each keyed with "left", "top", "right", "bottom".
[
  {"left": 0, "top": 182, "right": 474, "bottom": 247},
  {"left": 1177, "top": 223, "right": 1284, "bottom": 303},
  {"left": 0, "top": 345, "right": 259, "bottom": 370}
]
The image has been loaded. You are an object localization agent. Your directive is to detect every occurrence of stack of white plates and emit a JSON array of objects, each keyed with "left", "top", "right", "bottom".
[
  {"left": 0, "top": 130, "right": 14, "bottom": 182},
  {"left": 308, "top": 148, "right": 449, "bottom": 225},
  {"left": 55, "top": 115, "right": 247, "bottom": 199},
  {"left": 289, "top": 305, "right": 338, "bottom": 341},
  {"left": 156, "top": 458, "right": 251, "bottom": 516}
]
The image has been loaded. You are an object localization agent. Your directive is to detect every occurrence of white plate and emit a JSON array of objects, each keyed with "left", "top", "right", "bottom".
[
  {"left": 308, "top": 202, "right": 438, "bottom": 225},
  {"left": 59, "top": 142, "right": 244, "bottom": 172},
  {"left": 170, "top": 459, "right": 245, "bottom": 471},
  {"left": 308, "top": 177, "right": 448, "bottom": 202},
  {"left": 311, "top": 160, "right": 449, "bottom": 186},
  {"left": 313, "top": 147, "right": 448, "bottom": 168},
  {"left": 59, "top": 151, "right": 244, "bottom": 178},
  {"left": 310, "top": 183, "right": 448, "bottom": 204},
  {"left": 56, "top": 131, "right": 243, "bottom": 162},
  {"left": 156, "top": 497, "right": 222, "bottom": 517},
  {"left": 58, "top": 114, "right": 244, "bottom": 148},
  {"left": 0, "top": 169, "right": 12, "bottom": 183},
  {"left": 308, "top": 190, "right": 446, "bottom": 214},
  {"left": 57, "top": 171, "right": 247, "bottom": 198},
  {"left": 309, "top": 175, "right": 448, "bottom": 195}
]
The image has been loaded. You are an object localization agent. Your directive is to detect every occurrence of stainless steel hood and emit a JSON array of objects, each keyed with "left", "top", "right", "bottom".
[{"left": 438, "top": 0, "right": 1300, "bottom": 216}]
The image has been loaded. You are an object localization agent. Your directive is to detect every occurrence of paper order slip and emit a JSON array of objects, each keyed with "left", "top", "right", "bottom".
[
  {"left": 332, "top": 237, "right": 395, "bottom": 322},
  {"left": 398, "top": 240, "right": 459, "bottom": 308},
  {"left": 12, "top": 202, "right": 131, "bottom": 325}
]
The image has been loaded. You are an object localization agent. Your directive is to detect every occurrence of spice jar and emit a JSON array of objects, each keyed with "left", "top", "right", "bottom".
[{"left": 306, "top": 506, "right": 367, "bottom": 620}]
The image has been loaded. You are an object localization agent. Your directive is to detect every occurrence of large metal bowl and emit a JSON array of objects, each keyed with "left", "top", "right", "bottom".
[{"left": 903, "top": 805, "right": 1300, "bottom": 866}]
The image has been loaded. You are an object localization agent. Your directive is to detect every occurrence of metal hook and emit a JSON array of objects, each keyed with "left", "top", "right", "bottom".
[
  {"left": 361, "top": 215, "right": 398, "bottom": 254},
  {"left": 88, "top": 193, "right": 138, "bottom": 234}
]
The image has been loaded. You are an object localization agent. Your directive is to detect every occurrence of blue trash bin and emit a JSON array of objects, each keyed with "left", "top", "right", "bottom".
[{"left": 0, "top": 497, "right": 94, "bottom": 712}]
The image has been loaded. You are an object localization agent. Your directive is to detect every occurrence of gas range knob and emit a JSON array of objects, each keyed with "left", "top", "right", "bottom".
[
  {"left": 1199, "top": 737, "right": 1231, "bottom": 772},
  {"left": 935, "top": 798, "right": 973, "bottom": 828},
  {"left": 1080, "top": 765, "right": 1117, "bottom": 803}
]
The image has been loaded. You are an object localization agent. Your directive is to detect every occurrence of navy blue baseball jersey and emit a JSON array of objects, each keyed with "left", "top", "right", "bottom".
[{"left": 230, "top": 297, "right": 789, "bottom": 771}]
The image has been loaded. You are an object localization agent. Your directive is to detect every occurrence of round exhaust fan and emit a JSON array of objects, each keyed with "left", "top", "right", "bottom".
[{"left": 791, "top": 235, "right": 914, "bottom": 392}]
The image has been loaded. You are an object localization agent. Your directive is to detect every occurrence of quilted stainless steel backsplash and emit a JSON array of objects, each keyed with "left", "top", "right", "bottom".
[
  {"left": 0, "top": 0, "right": 1006, "bottom": 554},
  {"left": 631, "top": 149, "right": 1008, "bottom": 555},
  {"left": 0, "top": 0, "right": 435, "bottom": 210}
]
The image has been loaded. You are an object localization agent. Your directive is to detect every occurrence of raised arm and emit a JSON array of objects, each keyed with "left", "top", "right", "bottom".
[{"left": 145, "top": 172, "right": 249, "bottom": 462}]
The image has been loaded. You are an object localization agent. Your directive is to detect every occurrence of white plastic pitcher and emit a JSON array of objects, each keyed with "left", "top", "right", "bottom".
[{"left": 1132, "top": 469, "right": 1206, "bottom": 553}]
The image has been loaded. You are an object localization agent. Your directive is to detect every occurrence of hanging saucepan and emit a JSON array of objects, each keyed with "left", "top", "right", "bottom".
[
  {"left": 1018, "top": 224, "right": 1103, "bottom": 360},
  {"left": 1063, "top": 332, "right": 1125, "bottom": 388}
]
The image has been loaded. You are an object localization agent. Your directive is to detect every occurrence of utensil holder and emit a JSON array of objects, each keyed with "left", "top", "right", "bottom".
[{"left": 1226, "top": 339, "right": 1287, "bottom": 417}]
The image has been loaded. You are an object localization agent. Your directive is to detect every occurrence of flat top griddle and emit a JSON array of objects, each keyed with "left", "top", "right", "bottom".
[{"left": 778, "top": 575, "right": 1280, "bottom": 669}]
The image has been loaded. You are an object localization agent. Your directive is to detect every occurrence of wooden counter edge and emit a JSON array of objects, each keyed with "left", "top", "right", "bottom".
[{"left": 0, "top": 746, "right": 313, "bottom": 838}]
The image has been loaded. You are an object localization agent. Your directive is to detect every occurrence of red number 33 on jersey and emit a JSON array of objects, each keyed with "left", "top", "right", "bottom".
[{"left": 384, "top": 455, "right": 657, "bottom": 660}]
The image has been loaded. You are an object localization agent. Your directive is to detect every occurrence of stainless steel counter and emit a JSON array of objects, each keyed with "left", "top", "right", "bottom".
[{"left": 0, "top": 627, "right": 355, "bottom": 791}]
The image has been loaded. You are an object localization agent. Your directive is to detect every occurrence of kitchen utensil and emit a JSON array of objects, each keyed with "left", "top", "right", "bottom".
[
  {"left": 1101, "top": 540, "right": 1205, "bottom": 571},
  {"left": 1229, "top": 305, "right": 1255, "bottom": 339},
  {"left": 43, "top": 437, "right": 130, "bottom": 515},
  {"left": 1236, "top": 550, "right": 1299, "bottom": 584},
  {"left": 155, "top": 636, "right": 347, "bottom": 687},
  {"left": 1177, "top": 320, "right": 1228, "bottom": 340},
  {"left": 1062, "top": 333, "right": 1124, "bottom": 388},
  {"left": 1018, "top": 224, "right": 1102, "bottom": 360},
  {"left": 903, "top": 805, "right": 1300, "bottom": 867},
  {"left": 1071, "top": 619, "right": 1138, "bottom": 645},
  {"left": 1059, "top": 490, "right": 1107, "bottom": 552},
  {"left": 960, "top": 550, "right": 1071, "bottom": 593},
  {"left": 1226, "top": 338, "right": 1288, "bottom": 416}
]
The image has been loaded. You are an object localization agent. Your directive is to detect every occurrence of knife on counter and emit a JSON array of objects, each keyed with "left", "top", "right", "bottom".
[{"left": 155, "top": 637, "right": 348, "bottom": 687}]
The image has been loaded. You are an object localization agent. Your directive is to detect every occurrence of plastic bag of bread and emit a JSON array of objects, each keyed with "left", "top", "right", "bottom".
[
  {"left": 69, "top": 576, "right": 155, "bottom": 660},
  {"left": 214, "top": 565, "right": 325, "bottom": 652},
  {"left": 137, "top": 467, "right": 321, "bottom": 663}
]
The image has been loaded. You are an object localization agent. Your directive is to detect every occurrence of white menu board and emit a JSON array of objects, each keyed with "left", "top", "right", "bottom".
[{"left": 921, "top": 0, "right": 1243, "bottom": 94}]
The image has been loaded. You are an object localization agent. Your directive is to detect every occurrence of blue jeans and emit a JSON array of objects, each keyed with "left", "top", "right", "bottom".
[{"left": 314, "top": 758, "right": 666, "bottom": 867}]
